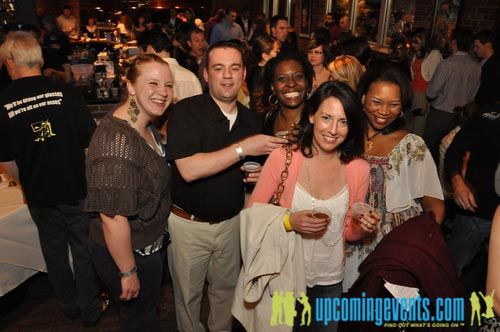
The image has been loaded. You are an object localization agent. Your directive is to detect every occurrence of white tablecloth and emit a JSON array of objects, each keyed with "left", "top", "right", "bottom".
[{"left": 0, "top": 184, "right": 46, "bottom": 296}]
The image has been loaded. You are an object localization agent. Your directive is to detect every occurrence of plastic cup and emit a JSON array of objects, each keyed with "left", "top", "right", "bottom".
[
  {"left": 243, "top": 161, "right": 261, "bottom": 178},
  {"left": 275, "top": 131, "right": 289, "bottom": 139},
  {"left": 311, "top": 207, "right": 331, "bottom": 223},
  {"left": 351, "top": 202, "right": 372, "bottom": 219},
  {"left": 111, "top": 87, "right": 119, "bottom": 98}
]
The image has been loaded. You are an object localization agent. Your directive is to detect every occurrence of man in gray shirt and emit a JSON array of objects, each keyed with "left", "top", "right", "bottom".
[
  {"left": 424, "top": 27, "right": 481, "bottom": 163},
  {"left": 209, "top": 9, "right": 244, "bottom": 45}
]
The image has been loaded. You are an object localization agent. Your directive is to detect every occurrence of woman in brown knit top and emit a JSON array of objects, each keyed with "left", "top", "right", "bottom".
[{"left": 85, "top": 54, "right": 173, "bottom": 331}]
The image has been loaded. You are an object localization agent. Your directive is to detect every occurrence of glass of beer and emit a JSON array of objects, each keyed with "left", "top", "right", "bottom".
[
  {"left": 275, "top": 131, "right": 289, "bottom": 140},
  {"left": 311, "top": 207, "right": 331, "bottom": 223},
  {"left": 242, "top": 161, "right": 261, "bottom": 180}
]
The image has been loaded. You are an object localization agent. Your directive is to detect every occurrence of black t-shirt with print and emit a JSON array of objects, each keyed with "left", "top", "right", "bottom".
[{"left": 0, "top": 75, "right": 96, "bottom": 207}]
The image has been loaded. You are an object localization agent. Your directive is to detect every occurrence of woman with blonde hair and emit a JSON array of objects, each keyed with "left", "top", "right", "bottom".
[
  {"left": 85, "top": 54, "right": 174, "bottom": 331},
  {"left": 328, "top": 55, "right": 364, "bottom": 91}
]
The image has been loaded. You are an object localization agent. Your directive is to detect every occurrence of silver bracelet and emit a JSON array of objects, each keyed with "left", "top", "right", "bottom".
[
  {"left": 235, "top": 145, "right": 244, "bottom": 160},
  {"left": 119, "top": 266, "right": 137, "bottom": 278}
]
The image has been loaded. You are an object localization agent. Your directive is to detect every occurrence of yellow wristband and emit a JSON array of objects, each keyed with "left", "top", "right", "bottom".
[{"left": 283, "top": 212, "right": 293, "bottom": 232}]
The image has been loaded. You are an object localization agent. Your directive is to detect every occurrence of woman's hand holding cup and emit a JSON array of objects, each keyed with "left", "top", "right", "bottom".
[
  {"left": 290, "top": 208, "right": 330, "bottom": 235},
  {"left": 352, "top": 202, "right": 380, "bottom": 233}
]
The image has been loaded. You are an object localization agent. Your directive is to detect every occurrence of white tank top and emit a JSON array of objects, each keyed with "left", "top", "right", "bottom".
[{"left": 292, "top": 183, "right": 349, "bottom": 287}]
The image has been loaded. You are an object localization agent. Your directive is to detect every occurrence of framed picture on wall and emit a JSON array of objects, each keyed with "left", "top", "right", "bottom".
[
  {"left": 299, "top": 0, "right": 312, "bottom": 37},
  {"left": 431, "top": 0, "right": 463, "bottom": 39}
]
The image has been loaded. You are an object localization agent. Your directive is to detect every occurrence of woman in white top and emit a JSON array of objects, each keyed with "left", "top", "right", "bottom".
[
  {"left": 409, "top": 28, "right": 443, "bottom": 135},
  {"left": 248, "top": 81, "right": 378, "bottom": 331},
  {"left": 117, "top": 14, "right": 132, "bottom": 38},
  {"left": 344, "top": 64, "right": 444, "bottom": 292}
]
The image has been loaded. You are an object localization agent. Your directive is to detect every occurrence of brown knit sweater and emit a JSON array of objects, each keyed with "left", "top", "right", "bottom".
[{"left": 84, "top": 115, "right": 172, "bottom": 249}]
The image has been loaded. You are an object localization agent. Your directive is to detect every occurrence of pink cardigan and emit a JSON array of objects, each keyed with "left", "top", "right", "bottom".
[{"left": 248, "top": 147, "right": 370, "bottom": 241}]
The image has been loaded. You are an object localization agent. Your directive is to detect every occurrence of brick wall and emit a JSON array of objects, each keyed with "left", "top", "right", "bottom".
[
  {"left": 413, "top": 0, "right": 435, "bottom": 29},
  {"left": 460, "top": 0, "right": 500, "bottom": 32}
]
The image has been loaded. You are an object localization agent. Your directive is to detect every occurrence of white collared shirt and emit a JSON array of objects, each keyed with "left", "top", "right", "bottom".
[{"left": 162, "top": 57, "right": 202, "bottom": 102}]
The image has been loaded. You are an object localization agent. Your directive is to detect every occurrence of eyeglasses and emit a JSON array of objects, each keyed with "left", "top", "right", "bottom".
[{"left": 307, "top": 50, "right": 323, "bottom": 55}]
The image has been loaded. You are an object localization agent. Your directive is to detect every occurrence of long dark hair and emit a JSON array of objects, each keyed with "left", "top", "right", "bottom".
[
  {"left": 252, "top": 34, "right": 276, "bottom": 60},
  {"left": 357, "top": 63, "right": 412, "bottom": 134},
  {"left": 297, "top": 81, "right": 364, "bottom": 163},
  {"left": 411, "top": 27, "right": 431, "bottom": 59}
]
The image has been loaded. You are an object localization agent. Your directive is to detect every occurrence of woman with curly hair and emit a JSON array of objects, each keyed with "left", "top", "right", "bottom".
[{"left": 261, "top": 51, "right": 314, "bottom": 137}]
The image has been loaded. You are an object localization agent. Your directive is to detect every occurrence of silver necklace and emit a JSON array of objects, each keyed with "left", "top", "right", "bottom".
[{"left": 306, "top": 157, "right": 315, "bottom": 209}]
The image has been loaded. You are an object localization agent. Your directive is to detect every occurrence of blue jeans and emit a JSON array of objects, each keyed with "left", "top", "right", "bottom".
[
  {"left": 447, "top": 214, "right": 492, "bottom": 277},
  {"left": 28, "top": 201, "right": 101, "bottom": 322},
  {"left": 294, "top": 282, "right": 342, "bottom": 332}
]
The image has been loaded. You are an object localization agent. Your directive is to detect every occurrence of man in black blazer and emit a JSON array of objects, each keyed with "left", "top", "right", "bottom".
[
  {"left": 236, "top": 7, "right": 254, "bottom": 40},
  {"left": 474, "top": 29, "right": 500, "bottom": 105}
]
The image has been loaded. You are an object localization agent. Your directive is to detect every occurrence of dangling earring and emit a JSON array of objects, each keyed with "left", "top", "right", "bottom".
[
  {"left": 128, "top": 95, "right": 140, "bottom": 123},
  {"left": 399, "top": 111, "right": 404, "bottom": 118},
  {"left": 268, "top": 93, "right": 279, "bottom": 106}
]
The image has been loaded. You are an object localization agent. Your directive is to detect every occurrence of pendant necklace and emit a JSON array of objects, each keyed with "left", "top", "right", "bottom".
[
  {"left": 306, "top": 157, "right": 315, "bottom": 209},
  {"left": 365, "top": 130, "right": 383, "bottom": 152}
]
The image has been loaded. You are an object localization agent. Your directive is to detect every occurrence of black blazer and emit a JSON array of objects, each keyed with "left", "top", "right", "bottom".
[{"left": 236, "top": 16, "right": 253, "bottom": 37}]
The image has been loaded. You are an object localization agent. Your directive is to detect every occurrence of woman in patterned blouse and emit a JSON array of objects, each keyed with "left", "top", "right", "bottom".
[{"left": 343, "top": 63, "right": 445, "bottom": 292}]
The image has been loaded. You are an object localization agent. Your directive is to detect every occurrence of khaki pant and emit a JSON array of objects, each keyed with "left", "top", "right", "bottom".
[{"left": 167, "top": 212, "right": 241, "bottom": 332}]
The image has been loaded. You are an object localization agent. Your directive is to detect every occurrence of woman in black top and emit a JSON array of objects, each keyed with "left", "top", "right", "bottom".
[
  {"left": 261, "top": 51, "right": 314, "bottom": 137},
  {"left": 82, "top": 16, "right": 97, "bottom": 39},
  {"left": 247, "top": 34, "right": 280, "bottom": 114}
]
